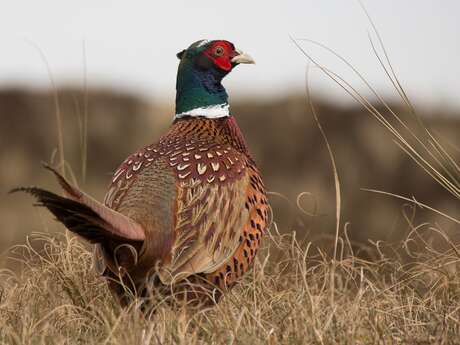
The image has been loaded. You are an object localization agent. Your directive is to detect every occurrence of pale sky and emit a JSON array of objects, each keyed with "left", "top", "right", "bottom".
[{"left": 0, "top": 0, "right": 459, "bottom": 109}]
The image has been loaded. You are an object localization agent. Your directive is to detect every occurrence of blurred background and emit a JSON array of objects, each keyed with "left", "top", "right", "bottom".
[{"left": 1, "top": 1, "right": 459, "bottom": 260}]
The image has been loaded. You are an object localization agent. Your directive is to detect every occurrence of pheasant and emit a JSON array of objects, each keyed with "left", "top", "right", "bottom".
[{"left": 14, "top": 39, "right": 269, "bottom": 308}]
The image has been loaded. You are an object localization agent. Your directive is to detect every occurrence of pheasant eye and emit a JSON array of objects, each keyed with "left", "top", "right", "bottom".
[{"left": 214, "top": 46, "right": 225, "bottom": 56}]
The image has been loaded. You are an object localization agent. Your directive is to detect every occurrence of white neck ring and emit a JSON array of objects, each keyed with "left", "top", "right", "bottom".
[{"left": 175, "top": 103, "right": 230, "bottom": 119}]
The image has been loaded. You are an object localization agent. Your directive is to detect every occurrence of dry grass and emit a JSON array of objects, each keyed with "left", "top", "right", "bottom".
[{"left": 1, "top": 223, "right": 460, "bottom": 344}]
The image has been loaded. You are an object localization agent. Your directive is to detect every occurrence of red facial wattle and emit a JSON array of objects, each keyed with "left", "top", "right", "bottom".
[
  {"left": 211, "top": 55, "right": 232, "bottom": 71},
  {"left": 203, "top": 41, "right": 235, "bottom": 72}
]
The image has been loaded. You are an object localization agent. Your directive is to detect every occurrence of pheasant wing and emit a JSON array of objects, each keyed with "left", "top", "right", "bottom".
[{"left": 158, "top": 146, "right": 250, "bottom": 283}]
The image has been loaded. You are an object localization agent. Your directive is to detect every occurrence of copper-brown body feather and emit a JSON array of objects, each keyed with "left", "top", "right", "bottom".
[
  {"left": 99, "top": 116, "right": 269, "bottom": 304},
  {"left": 16, "top": 115, "right": 268, "bottom": 307}
]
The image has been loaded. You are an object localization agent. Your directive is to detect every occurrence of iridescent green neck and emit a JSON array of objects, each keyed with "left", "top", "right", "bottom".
[{"left": 175, "top": 61, "right": 229, "bottom": 118}]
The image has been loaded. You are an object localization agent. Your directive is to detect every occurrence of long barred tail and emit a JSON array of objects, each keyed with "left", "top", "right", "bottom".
[{"left": 11, "top": 165, "right": 145, "bottom": 244}]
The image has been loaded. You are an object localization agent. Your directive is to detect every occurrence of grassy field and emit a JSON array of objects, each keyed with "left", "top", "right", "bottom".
[
  {"left": 1, "top": 92, "right": 459, "bottom": 343},
  {"left": 2, "top": 223, "right": 460, "bottom": 344}
]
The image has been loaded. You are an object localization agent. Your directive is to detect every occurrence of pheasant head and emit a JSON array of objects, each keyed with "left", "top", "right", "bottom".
[{"left": 175, "top": 39, "right": 255, "bottom": 119}]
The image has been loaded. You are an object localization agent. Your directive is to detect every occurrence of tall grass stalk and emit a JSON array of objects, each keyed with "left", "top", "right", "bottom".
[{"left": 291, "top": 4, "right": 459, "bottom": 219}]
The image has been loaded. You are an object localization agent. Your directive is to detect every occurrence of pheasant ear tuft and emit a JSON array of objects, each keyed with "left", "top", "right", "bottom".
[{"left": 176, "top": 49, "right": 186, "bottom": 60}]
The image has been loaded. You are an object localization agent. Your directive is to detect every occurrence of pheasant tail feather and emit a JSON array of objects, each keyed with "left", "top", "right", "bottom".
[{"left": 11, "top": 166, "right": 145, "bottom": 243}]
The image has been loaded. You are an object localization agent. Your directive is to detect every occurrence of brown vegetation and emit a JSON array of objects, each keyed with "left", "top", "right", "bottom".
[
  {"left": 1, "top": 87, "right": 459, "bottom": 344},
  {"left": 2, "top": 226, "right": 460, "bottom": 344}
]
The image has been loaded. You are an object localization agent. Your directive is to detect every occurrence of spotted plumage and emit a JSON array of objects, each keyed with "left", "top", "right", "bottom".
[
  {"left": 14, "top": 39, "right": 268, "bottom": 307},
  {"left": 102, "top": 116, "right": 269, "bottom": 292}
]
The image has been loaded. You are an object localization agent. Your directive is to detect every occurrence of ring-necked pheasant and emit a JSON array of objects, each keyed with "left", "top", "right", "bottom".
[{"left": 14, "top": 39, "right": 269, "bottom": 307}]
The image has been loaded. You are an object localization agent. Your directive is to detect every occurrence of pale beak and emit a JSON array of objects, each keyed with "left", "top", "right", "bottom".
[{"left": 231, "top": 49, "right": 255, "bottom": 64}]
